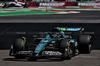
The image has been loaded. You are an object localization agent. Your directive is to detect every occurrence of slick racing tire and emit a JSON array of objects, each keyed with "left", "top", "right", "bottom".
[
  {"left": 60, "top": 39, "right": 72, "bottom": 60},
  {"left": 3, "top": 3, "right": 9, "bottom": 8},
  {"left": 13, "top": 38, "right": 25, "bottom": 51},
  {"left": 78, "top": 35, "right": 92, "bottom": 53},
  {"left": 13, "top": 38, "right": 26, "bottom": 59},
  {"left": 9, "top": 45, "right": 25, "bottom": 59},
  {"left": 23, "top": 2, "right": 29, "bottom": 8}
]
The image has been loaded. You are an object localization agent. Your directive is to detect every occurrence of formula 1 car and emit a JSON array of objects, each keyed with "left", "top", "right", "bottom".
[
  {"left": 9, "top": 27, "right": 93, "bottom": 61},
  {"left": 2, "top": 1, "right": 29, "bottom": 8}
]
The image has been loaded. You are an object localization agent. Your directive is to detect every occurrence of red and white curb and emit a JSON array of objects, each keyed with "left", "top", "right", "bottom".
[
  {"left": 55, "top": 11, "right": 80, "bottom": 14},
  {"left": 66, "top": 11, "right": 80, "bottom": 13}
]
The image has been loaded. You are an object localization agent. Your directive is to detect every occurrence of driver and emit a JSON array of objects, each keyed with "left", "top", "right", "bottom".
[{"left": 49, "top": 32, "right": 61, "bottom": 38}]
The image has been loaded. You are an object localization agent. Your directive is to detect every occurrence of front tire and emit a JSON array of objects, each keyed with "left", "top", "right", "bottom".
[
  {"left": 3, "top": 3, "right": 9, "bottom": 8},
  {"left": 13, "top": 38, "right": 25, "bottom": 51},
  {"left": 60, "top": 39, "right": 72, "bottom": 60},
  {"left": 13, "top": 38, "right": 26, "bottom": 59}
]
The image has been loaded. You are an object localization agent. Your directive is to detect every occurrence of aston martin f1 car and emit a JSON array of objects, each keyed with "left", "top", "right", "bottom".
[
  {"left": 9, "top": 27, "right": 93, "bottom": 61},
  {"left": 2, "top": 1, "right": 29, "bottom": 8}
]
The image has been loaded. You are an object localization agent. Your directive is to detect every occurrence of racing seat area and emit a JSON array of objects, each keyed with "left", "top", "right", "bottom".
[{"left": 48, "top": 32, "right": 63, "bottom": 39}]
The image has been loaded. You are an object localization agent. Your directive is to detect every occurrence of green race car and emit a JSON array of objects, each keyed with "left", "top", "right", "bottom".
[{"left": 9, "top": 27, "right": 93, "bottom": 61}]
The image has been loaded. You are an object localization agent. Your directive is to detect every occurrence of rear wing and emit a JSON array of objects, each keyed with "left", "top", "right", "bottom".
[{"left": 53, "top": 27, "right": 84, "bottom": 32}]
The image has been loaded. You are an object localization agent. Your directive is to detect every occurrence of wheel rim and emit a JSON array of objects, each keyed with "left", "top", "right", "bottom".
[
  {"left": 64, "top": 47, "right": 68, "bottom": 57},
  {"left": 89, "top": 44, "right": 92, "bottom": 52},
  {"left": 65, "top": 47, "right": 72, "bottom": 58}
]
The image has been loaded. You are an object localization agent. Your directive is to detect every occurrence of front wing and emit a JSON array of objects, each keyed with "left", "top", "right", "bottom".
[{"left": 11, "top": 50, "right": 63, "bottom": 58}]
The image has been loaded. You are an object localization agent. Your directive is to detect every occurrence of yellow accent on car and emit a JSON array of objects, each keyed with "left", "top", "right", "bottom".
[
  {"left": 42, "top": 47, "right": 45, "bottom": 50},
  {"left": 49, "top": 44, "right": 53, "bottom": 46},
  {"left": 22, "top": 37, "right": 26, "bottom": 46}
]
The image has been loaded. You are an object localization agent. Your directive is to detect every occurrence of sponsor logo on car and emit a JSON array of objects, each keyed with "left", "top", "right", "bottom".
[
  {"left": 42, "top": 40, "right": 48, "bottom": 42},
  {"left": 43, "top": 51, "right": 62, "bottom": 55}
]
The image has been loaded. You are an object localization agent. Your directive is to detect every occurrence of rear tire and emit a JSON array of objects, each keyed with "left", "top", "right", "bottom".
[
  {"left": 23, "top": 2, "right": 29, "bottom": 8},
  {"left": 78, "top": 35, "right": 92, "bottom": 53}
]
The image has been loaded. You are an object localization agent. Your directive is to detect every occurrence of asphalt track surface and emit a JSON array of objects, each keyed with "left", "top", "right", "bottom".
[
  {"left": 0, "top": 50, "right": 100, "bottom": 66},
  {"left": 0, "top": 11, "right": 100, "bottom": 23}
]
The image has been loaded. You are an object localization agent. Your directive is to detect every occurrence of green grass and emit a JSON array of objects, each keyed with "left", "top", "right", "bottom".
[{"left": 1, "top": 7, "right": 100, "bottom": 16}]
